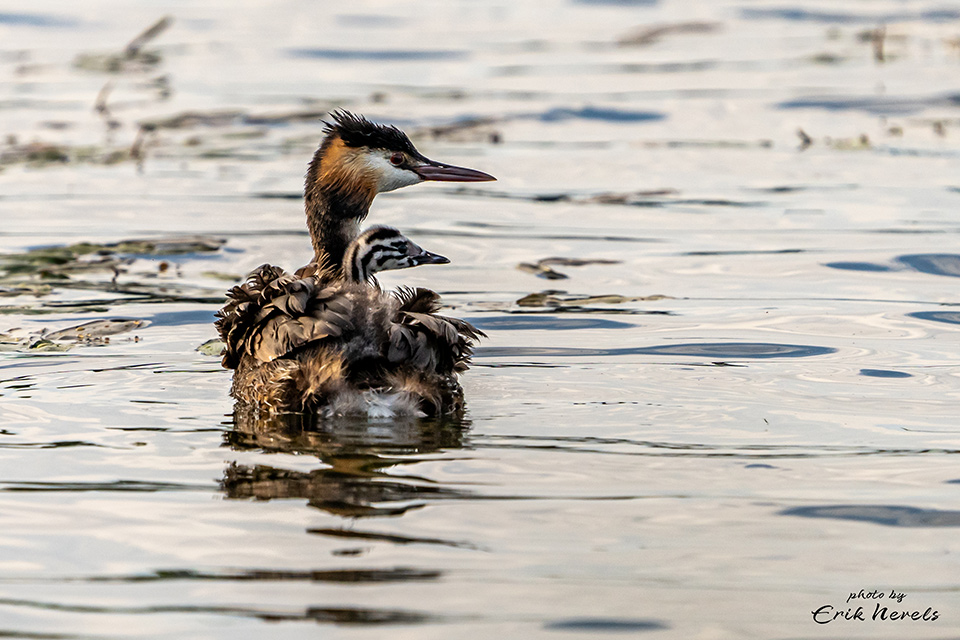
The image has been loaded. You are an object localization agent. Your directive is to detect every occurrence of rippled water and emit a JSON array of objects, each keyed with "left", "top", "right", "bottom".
[{"left": 2, "top": 0, "right": 960, "bottom": 637}]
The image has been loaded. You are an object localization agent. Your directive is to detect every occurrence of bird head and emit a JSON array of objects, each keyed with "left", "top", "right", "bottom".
[
  {"left": 310, "top": 110, "right": 496, "bottom": 206},
  {"left": 345, "top": 225, "right": 450, "bottom": 283}
]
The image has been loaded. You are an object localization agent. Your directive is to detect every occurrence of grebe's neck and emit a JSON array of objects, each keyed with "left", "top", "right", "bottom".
[
  {"left": 305, "top": 188, "right": 370, "bottom": 272},
  {"left": 304, "top": 140, "right": 376, "bottom": 274}
]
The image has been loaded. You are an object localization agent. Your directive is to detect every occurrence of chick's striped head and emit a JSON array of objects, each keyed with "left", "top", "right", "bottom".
[{"left": 344, "top": 226, "right": 450, "bottom": 283}]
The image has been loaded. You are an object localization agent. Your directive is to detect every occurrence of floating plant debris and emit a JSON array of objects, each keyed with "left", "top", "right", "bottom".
[
  {"left": 828, "top": 134, "right": 872, "bottom": 151},
  {"left": 0, "top": 236, "right": 225, "bottom": 278},
  {"left": 617, "top": 21, "right": 720, "bottom": 47},
  {"left": 201, "top": 271, "right": 244, "bottom": 282},
  {"left": 197, "top": 339, "right": 226, "bottom": 357},
  {"left": 516, "top": 290, "right": 672, "bottom": 308},
  {"left": 517, "top": 263, "right": 567, "bottom": 280},
  {"left": 139, "top": 110, "right": 247, "bottom": 130},
  {"left": 0, "top": 318, "right": 149, "bottom": 351},
  {"left": 0, "top": 141, "right": 69, "bottom": 166},
  {"left": 517, "top": 257, "right": 622, "bottom": 280},
  {"left": 0, "top": 236, "right": 226, "bottom": 304},
  {"left": 0, "top": 328, "right": 76, "bottom": 352},
  {"left": 45, "top": 318, "right": 148, "bottom": 341},
  {"left": 0, "top": 284, "right": 52, "bottom": 297},
  {"left": 0, "top": 336, "right": 57, "bottom": 352},
  {"left": 113, "top": 237, "right": 226, "bottom": 255},
  {"left": 20, "top": 338, "right": 73, "bottom": 352},
  {"left": 414, "top": 116, "right": 502, "bottom": 144},
  {"left": 0, "top": 237, "right": 227, "bottom": 314},
  {"left": 124, "top": 16, "right": 172, "bottom": 59},
  {"left": 74, "top": 16, "right": 172, "bottom": 73},
  {"left": 0, "top": 138, "right": 134, "bottom": 168}
]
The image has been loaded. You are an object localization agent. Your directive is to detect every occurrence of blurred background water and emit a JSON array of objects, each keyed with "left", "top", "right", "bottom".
[{"left": 2, "top": 0, "right": 960, "bottom": 638}]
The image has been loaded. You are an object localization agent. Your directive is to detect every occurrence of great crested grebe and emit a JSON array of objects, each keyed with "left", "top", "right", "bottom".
[
  {"left": 342, "top": 224, "right": 450, "bottom": 283},
  {"left": 302, "top": 110, "right": 494, "bottom": 272},
  {"left": 216, "top": 111, "right": 495, "bottom": 418}
]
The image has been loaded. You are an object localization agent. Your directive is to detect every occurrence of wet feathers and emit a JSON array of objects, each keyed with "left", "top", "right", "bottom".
[{"left": 215, "top": 264, "right": 484, "bottom": 415}]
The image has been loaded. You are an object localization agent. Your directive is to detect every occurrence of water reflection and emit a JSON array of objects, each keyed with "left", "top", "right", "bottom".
[
  {"left": 827, "top": 253, "right": 960, "bottom": 277},
  {"left": 534, "top": 106, "right": 664, "bottom": 123},
  {"left": 287, "top": 48, "right": 467, "bottom": 62},
  {"left": 909, "top": 311, "right": 960, "bottom": 326},
  {"left": 544, "top": 617, "right": 668, "bottom": 632},
  {"left": 781, "top": 505, "right": 960, "bottom": 527},
  {"left": 476, "top": 341, "right": 836, "bottom": 360},
  {"left": 0, "top": 12, "right": 79, "bottom": 27},
  {"left": 307, "top": 526, "right": 480, "bottom": 550},
  {"left": 743, "top": 7, "right": 960, "bottom": 24},
  {"left": 574, "top": 0, "right": 657, "bottom": 6},
  {"left": 0, "top": 596, "right": 436, "bottom": 625},
  {"left": 74, "top": 567, "right": 441, "bottom": 584},
  {"left": 897, "top": 254, "right": 960, "bottom": 277},
  {"left": 778, "top": 95, "right": 960, "bottom": 116},
  {"left": 472, "top": 315, "right": 636, "bottom": 331},
  {"left": 221, "top": 407, "right": 470, "bottom": 518},
  {"left": 859, "top": 368, "right": 912, "bottom": 379}
]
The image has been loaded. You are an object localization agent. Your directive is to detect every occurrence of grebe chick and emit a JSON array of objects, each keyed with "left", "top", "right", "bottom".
[
  {"left": 343, "top": 225, "right": 449, "bottom": 284},
  {"left": 216, "top": 224, "right": 485, "bottom": 418}
]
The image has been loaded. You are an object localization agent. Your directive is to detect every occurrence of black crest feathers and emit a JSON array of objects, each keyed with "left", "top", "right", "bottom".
[{"left": 323, "top": 109, "right": 419, "bottom": 154}]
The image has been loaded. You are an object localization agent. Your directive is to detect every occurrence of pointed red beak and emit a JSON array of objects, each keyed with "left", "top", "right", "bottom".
[{"left": 414, "top": 161, "right": 496, "bottom": 182}]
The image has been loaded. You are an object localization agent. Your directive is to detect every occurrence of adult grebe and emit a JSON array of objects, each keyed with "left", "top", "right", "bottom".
[
  {"left": 216, "top": 112, "right": 494, "bottom": 417},
  {"left": 302, "top": 110, "right": 494, "bottom": 272}
]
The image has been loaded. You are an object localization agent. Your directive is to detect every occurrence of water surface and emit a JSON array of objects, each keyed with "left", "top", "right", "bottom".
[{"left": 2, "top": 0, "right": 960, "bottom": 638}]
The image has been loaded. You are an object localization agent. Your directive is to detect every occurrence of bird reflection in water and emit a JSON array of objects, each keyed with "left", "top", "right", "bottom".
[{"left": 220, "top": 405, "right": 470, "bottom": 519}]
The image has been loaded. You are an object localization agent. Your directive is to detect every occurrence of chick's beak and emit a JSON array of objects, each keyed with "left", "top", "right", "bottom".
[
  {"left": 412, "top": 250, "right": 450, "bottom": 266},
  {"left": 414, "top": 160, "right": 496, "bottom": 182}
]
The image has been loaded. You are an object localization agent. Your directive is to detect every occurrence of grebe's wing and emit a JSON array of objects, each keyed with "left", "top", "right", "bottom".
[
  {"left": 388, "top": 286, "right": 485, "bottom": 374},
  {"left": 216, "top": 263, "right": 353, "bottom": 369}
]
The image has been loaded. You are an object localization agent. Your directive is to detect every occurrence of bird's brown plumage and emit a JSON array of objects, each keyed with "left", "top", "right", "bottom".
[
  {"left": 217, "top": 110, "right": 491, "bottom": 418},
  {"left": 216, "top": 263, "right": 484, "bottom": 416}
]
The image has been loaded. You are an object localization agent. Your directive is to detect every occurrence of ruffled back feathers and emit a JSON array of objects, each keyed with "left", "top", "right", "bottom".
[{"left": 216, "top": 264, "right": 484, "bottom": 416}]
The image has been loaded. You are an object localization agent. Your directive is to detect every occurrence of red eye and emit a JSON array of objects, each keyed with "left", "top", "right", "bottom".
[{"left": 389, "top": 152, "right": 404, "bottom": 166}]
